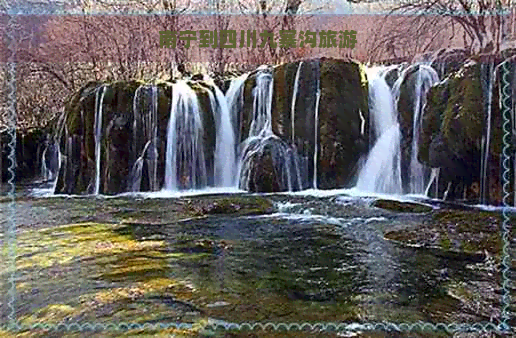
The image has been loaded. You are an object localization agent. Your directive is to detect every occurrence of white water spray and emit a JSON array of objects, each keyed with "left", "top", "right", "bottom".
[
  {"left": 225, "top": 73, "right": 249, "bottom": 155},
  {"left": 392, "top": 64, "right": 439, "bottom": 194},
  {"left": 356, "top": 66, "right": 402, "bottom": 194},
  {"left": 164, "top": 81, "right": 207, "bottom": 191},
  {"left": 94, "top": 85, "right": 107, "bottom": 195},
  {"left": 206, "top": 82, "right": 237, "bottom": 187},
  {"left": 313, "top": 72, "right": 321, "bottom": 189},
  {"left": 291, "top": 61, "right": 303, "bottom": 143}
]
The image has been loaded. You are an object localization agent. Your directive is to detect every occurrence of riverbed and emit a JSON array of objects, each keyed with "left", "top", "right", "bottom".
[{"left": 0, "top": 185, "right": 514, "bottom": 337}]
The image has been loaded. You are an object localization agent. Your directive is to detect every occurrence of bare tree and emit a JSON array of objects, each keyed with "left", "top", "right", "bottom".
[{"left": 390, "top": 0, "right": 510, "bottom": 54}]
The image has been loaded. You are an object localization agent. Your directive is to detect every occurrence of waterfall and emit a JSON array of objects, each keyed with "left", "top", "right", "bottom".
[
  {"left": 236, "top": 67, "right": 304, "bottom": 191},
  {"left": 206, "top": 82, "right": 237, "bottom": 187},
  {"left": 409, "top": 65, "right": 439, "bottom": 194},
  {"left": 249, "top": 67, "right": 275, "bottom": 137},
  {"left": 392, "top": 64, "right": 439, "bottom": 194},
  {"left": 291, "top": 61, "right": 303, "bottom": 143},
  {"left": 225, "top": 73, "right": 248, "bottom": 158},
  {"left": 40, "top": 140, "right": 59, "bottom": 182},
  {"left": 130, "top": 84, "right": 158, "bottom": 192},
  {"left": 480, "top": 62, "right": 495, "bottom": 204},
  {"left": 356, "top": 66, "right": 402, "bottom": 194},
  {"left": 313, "top": 67, "right": 321, "bottom": 190},
  {"left": 164, "top": 81, "right": 207, "bottom": 191},
  {"left": 40, "top": 146, "right": 49, "bottom": 181},
  {"left": 94, "top": 85, "right": 107, "bottom": 195},
  {"left": 425, "top": 167, "right": 440, "bottom": 198}
]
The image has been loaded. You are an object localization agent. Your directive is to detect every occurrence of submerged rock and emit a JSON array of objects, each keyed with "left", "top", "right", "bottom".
[
  {"left": 186, "top": 195, "right": 274, "bottom": 216},
  {"left": 384, "top": 209, "right": 503, "bottom": 260},
  {"left": 372, "top": 199, "right": 432, "bottom": 213}
]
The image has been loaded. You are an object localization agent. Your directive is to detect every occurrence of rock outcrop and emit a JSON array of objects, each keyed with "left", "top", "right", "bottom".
[
  {"left": 1, "top": 128, "right": 56, "bottom": 183},
  {"left": 55, "top": 58, "right": 370, "bottom": 195},
  {"left": 419, "top": 55, "right": 513, "bottom": 204},
  {"left": 239, "top": 58, "right": 369, "bottom": 191}
]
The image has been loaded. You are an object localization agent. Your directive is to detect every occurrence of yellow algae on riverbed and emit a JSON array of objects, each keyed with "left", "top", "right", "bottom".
[{"left": 9, "top": 222, "right": 166, "bottom": 271}]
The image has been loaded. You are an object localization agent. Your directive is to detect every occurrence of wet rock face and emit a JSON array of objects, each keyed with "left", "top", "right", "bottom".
[
  {"left": 419, "top": 56, "right": 513, "bottom": 204},
  {"left": 1, "top": 128, "right": 52, "bottom": 183},
  {"left": 240, "top": 58, "right": 370, "bottom": 192},
  {"left": 383, "top": 64, "right": 405, "bottom": 89},
  {"left": 396, "top": 64, "right": 425, "bottom": 192},
  {"left": 56, "top": 81, "right": 165, "bottom": 195},
  {"left": 317, "top": 57, "right": 370, "bottom": 189},
  {"left": 55, "top": 79, "right": 221, "bottom": 195},
  {"left": 55, "top": 58, "right": 370, "bottom": 195}
]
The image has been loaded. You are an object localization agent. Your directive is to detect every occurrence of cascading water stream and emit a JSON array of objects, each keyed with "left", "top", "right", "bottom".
[
  {"left": 40, "top": 146, "right": 50, "bottom": 181},
  {"left": 94, "top": 85, "right": 107, "bottom": 195},
  {"left": 392, "top": 64, "right": 439, "bottom": 194},
  {"left": 291, "top": 61, "right": 303, "bottom": 143},
  {"left": 148, "top": 85, "right": 159, "bottom": 191},
  {"left": 249, "top": 67, "right": 275, "bottom": 137},
  {"left": 356, "top": 66, "right": 402, "bottom": 194},
  {"left": 480, "top": 62, "right": 495, "bottom": 204},
  {"left": 313, "top": 68, "right": 321, "bottom": 190},
  {"left": 129, "top": 140, "right": 151, "bottom": 192},
  {"left": 425, "top": 168, "right": 440, "bottom": 198},
  {"left": 205, "top": 82, "right": 237, "bottom": 187},
  {"left": 236, "top": 67, "right": 304, "bottom": 191},
  {"left": 40, "top": 140, "right": 59, "bottom": 182},
  {"left": 131, "top": 84, "right": 158, "bottom": 192},
  {"left": 164, "top": 81, "right": 207, "bottom": 191},
  {"left": 409, "top": 65, "right": 439, "bottom": 194},
  {"left": 225, "top": 73, "right": 248, "bottom": 158}
]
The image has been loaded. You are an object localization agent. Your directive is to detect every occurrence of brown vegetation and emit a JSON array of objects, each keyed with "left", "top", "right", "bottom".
[{"left": 0, "top": 0, "right": 514, "bottom": 131}]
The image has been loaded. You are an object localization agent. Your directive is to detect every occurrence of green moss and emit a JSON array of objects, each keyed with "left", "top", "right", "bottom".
[
  {"left": 318, "top": 58, "right": 369, "bottom": 188},
  {"left": 418, "top": 82, "right": 447, "bottom": 164},
  {"left": 186, "top": 195, "right": 273, "bottom": 216},
  {"left": 440, "top": 233, "right": 451, "bottom": 250},
  {"left": 359, "top": 62, "right": 368, "bottom": 93},
  {"left": 434, "top": 63, "right": 485, "bottom": 158},
  {"left": 241, "top": 73, "right": 258, "bottom": 143}
]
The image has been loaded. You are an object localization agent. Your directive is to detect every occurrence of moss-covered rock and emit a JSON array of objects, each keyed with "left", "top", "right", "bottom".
[
  {"left": 317, "top": 57, "right": 369, "bottom": 189},
  {"left": 185, "top": 195, "right": 274, "bottom": 216},
  {"left": 55, "top": 79, "right": 219, "bottom": 195},
  {"left": 419, "top": 55, "right": 509, "bottom": 204},
  {"left": 385, "top": 209, "right": 503, "bottom": 259},
  {"left": 372, "top": 199, "right": 433, "bottom": 213},
  {"left": 56, "top": 81, "right": 144, "bottom": 194},
  {"left": 1, "top": 128, "right": 53, "bottom": 183},
  {"left": 240, "top": 58, "right": 369, "bottom": 192}
]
